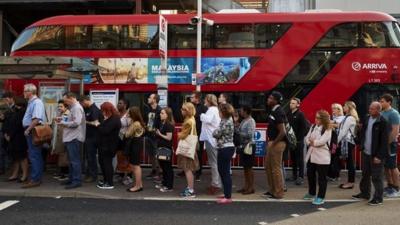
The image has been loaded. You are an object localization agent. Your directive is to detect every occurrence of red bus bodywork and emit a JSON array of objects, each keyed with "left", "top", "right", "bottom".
[{"left": 10, "top": 12, "right": 400, "bottom": 118}]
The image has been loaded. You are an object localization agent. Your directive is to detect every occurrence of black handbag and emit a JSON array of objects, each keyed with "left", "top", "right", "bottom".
[{"left": 156, "top": 147, "right": 172, "bottom": 161}]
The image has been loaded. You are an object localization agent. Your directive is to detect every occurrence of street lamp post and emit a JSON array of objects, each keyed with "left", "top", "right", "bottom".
[{"left": 195, "top": 0, "right": 202, "bottom": 92}]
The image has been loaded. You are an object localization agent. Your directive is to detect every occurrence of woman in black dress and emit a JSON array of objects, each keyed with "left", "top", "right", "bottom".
[
  {"left": 6, "top": 97, "right": 28, "bottom": 182},
  {"left": 125, "top": 106, "right": 145, "bottom": 192}
]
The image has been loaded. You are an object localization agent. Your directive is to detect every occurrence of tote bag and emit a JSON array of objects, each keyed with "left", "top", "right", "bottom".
[{"left": 176, "top": 122, "right": 198, "bottom": 160}]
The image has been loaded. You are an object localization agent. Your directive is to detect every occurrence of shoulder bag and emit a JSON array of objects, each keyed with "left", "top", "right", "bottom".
[
  {"left": 176, "top": 122, "right": 198, "bottom": 160},
  {"left": 32, "top": 108, "right": 53, "bottom": 146}
]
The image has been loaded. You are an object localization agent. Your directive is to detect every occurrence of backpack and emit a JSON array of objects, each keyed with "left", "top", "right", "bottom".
[
  {"left": 310, "top": 125, "right": 338, "bottom": 154},
  {"left": 285, "top": 122, "right": 297, "bottom": 150}
]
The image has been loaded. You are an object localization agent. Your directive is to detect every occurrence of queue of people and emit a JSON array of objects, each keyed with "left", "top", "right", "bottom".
[{"left": 0, "top": 84, "right": 399, "bottom": 206}]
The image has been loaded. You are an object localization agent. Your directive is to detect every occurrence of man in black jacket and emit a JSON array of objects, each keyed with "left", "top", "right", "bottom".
[
  {"left": 287, "top": 98, "right": 309, "bottom": 185},
  {"left": 352, "top": 101, "right": 389, "bottom": 206}
]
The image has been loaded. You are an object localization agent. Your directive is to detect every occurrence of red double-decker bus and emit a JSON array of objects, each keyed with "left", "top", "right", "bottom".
[{"left": 8, "top": 11, "right": 400, "bottom": 122}]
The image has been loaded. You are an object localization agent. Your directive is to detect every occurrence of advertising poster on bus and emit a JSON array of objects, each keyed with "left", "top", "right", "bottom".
[
  {"left": 92, "top": 57, "right": 256, "bottom": 84},
  {"left": 148, "top": 58, "right": 194, "bottom": 84},
  {"left": 97, "top": 58, "right": 148, "bottom": 84},
  {"left": 198, "top": 57, "right": 253, "bottom": 84}
]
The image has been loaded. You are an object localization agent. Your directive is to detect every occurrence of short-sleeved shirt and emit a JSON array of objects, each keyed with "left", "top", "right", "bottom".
[
  {"left": 22, "top": 97, "right": 45, "bottom": 127},
  {"left": 267, "top": 105, "right": 286, "bottom": 141},
  {"left": 85, "top": 103, "right": 103, "bottom": 138},
  {"left": 156, "top": 122, "right": 174, "bottom": 149},
  {"left": 381, "top": 108, "right": 400, "bottom": 142}
]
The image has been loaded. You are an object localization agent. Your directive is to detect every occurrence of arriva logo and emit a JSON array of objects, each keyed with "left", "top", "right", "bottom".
[
  {"left": 352, "top": 62, "right": 388, "bottom": 71},
  {"left": 352, "top": 62, "right": 362, "bottom": 71}
]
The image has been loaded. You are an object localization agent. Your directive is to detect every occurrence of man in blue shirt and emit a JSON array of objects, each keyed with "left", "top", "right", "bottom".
[
  {"left": 22, "top": 83, "right": 46, "bottom": 188},
  {"left": 380, "top": 93, "right": 400, "bottom": 198}
]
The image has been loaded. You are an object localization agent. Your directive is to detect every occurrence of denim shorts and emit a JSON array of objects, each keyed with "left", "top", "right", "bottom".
[{"left": 384, "top": 142, "right": 398, "bottom": 169}]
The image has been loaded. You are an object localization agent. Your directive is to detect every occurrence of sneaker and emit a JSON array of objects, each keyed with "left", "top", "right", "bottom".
[
  {"left": 303, "top": 193, "right": 315, "bottom": 200},
  {"left": 160, "top": 187, "right": 173, "bottom": 193},
  {"left": 385, "top": 189, "right": 400, "bottom": 198},
  {"left": 295, "top": 177, "right": 304, "bottom": 186},
  {"left": 57, "top": 175, "right": 69, "bottom": 181},
  {"left": 97, "top": 183, "right": 114, "bottom": 190},
  {"left": 312, "top": 197, "right": 325, "bottom": 205},
  {"left": 352, "top": 193, "right": 370, "bottom": 200},
  {"left": 97, "top": 180, "right": 104, "bottom": 186},
  {"left": 155, "top": 184, "right": 164, "bottom": 189},
  {"left": 53, "top": 173, "right": 62, "bottom": 179},
  {"left": 368, "top": 199, "right": 382, "bottom": 206},
  {"left": 327, "top": 177, "right": 338, "bottom": 182},
  {"left": 217, "top": 198, "right": 233, "bottom": 204},
  {"left": 180, "top": 188, "right": 196, "bottom": 198},
  {"left": 122, "top": 177, "right": 133, "bottom": 186}
]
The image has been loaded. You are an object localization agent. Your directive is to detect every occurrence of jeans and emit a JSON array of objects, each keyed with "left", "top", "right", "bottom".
[
  {"left": 217, "top": 146, "right": 235, "bottom": 198},
  {"left": 98, "top": 147, "right": 115, "bottom": 186},
  {"left": 159, "top": 159, "right": 174, "bottom": 189},
  {"left": 359, "top": 153, "right": 384, "bottom": 202},
  {"left": 84, "top": 137, "right": 98, "bottom": 179},
  {"left": 307, "top": 162, "right": 329, "bottom": 198},
  {"left": 265, "top": 141, "right": 286, "bottom": 198},
  {"left": 290, "top": 142, "right": 304, "bottom": 178},
  {"left": 65, "top": 139, "right": 82, "bottom": 185},
  {"left": 205, "top": 141, "right": 222, "bottom": 188},
  {"left": 26, "top": 135, "right": 43, "bottom": 182}
]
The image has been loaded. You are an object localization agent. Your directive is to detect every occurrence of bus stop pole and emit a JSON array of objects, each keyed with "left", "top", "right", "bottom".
[{"left": 195, "top": 0, "right": 202, "bottom": 92}]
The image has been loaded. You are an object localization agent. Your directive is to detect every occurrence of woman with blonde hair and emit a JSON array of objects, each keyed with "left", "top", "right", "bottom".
[
  {"left": 177, "top": 102, "right": 199, "bottom": 197},
  {"left": 328, "top": 103, "right": 345, "bottom": 181},
  {"left": 304, "top": 110, "right": 332, "bottom": 205},
  {"left": 200, "top": 94, "right": 222, "bottom": 195},
  {"left": 337, "top": 101, "right": 359, "bottom": 189},
  {"left": 125, "top": 106, "right": 145, "bottom": 192}
]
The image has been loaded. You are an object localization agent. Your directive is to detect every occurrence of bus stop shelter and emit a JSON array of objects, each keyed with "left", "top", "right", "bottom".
[
  {"left": 0, "top": 56, "right": 98, "bottom": 95},
  {"left": 0, "top": 56, "right": 98, "bottom": 120}
]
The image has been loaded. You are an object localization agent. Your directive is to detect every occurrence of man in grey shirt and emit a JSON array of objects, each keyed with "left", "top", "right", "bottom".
[
  {"left": 353, "top": 101, "right": 388, "bottom": 206},
  {"left": 57, "top": 92, "right": 86, "bottom": 189}
]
